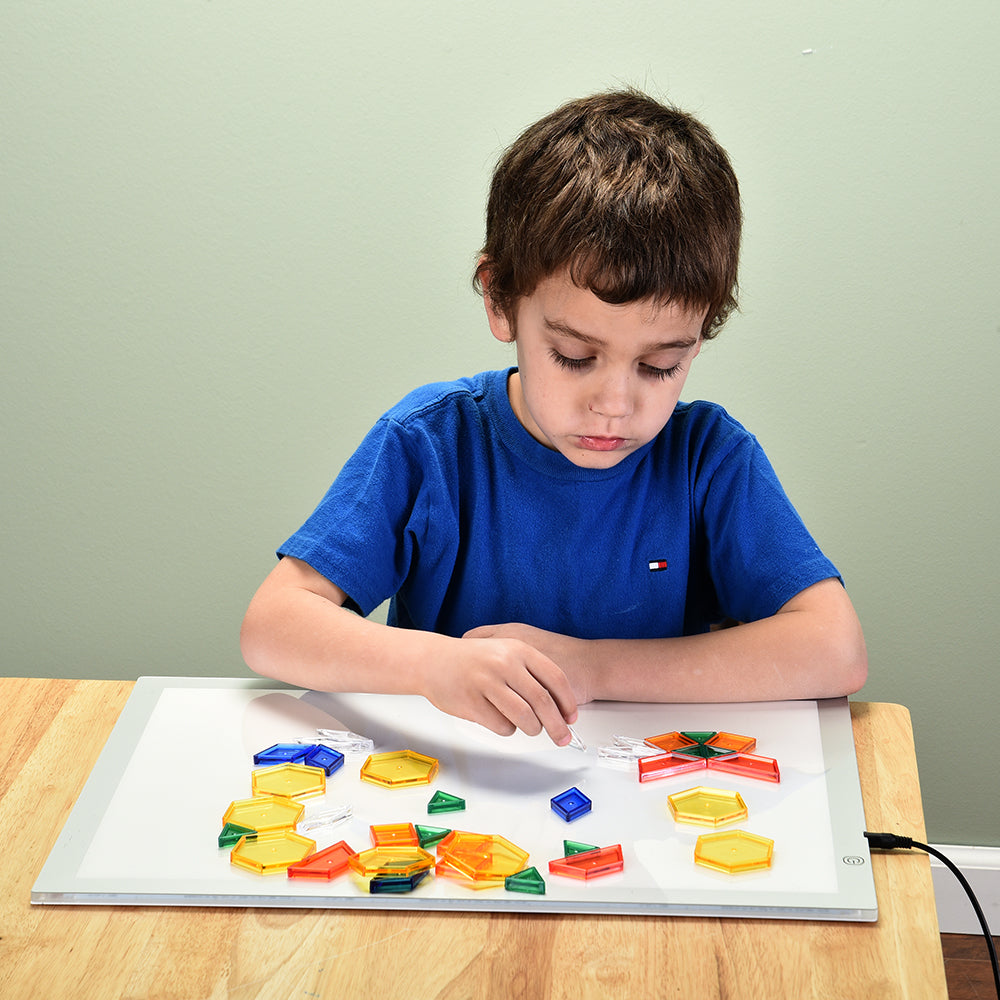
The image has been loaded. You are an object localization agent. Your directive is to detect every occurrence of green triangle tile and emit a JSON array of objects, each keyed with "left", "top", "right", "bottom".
[
  {"left": 218, "top": 823, "right": 256, "bottom": 848},
  {"left": 675, "top": 743, "right": 733, "bottom": 759},
  {"left": 428, "top": 790, "right": 466, "bottom": 814},
  {"left": 415, "top": 824, "right": 452, "bottom": 848},
  {"left": 680, "top": 731, "right": 718, "bottom": 745},
  {"left": 505, "top": 866, "right": 546, "bottom": 895},
  {"left": 564, "top": 840, "right": 599, "bottom": 856}
]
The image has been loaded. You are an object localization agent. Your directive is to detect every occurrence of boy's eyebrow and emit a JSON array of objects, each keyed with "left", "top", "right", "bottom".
[{"left": 544, "top": 318, "right": 699, "bottom": 352}]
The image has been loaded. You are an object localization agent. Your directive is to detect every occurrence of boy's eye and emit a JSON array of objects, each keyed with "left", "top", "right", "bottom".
[
  {"left": 549, "top": 349, "right": 683, "bottom": 380},
  {"left": 549, "top": 349, "right": 592, "bottom": 371},
  {"left": 640, "top": 362, "right": 683, "bottom": 380}
]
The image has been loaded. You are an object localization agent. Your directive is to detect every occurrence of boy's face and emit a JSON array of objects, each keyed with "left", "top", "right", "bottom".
[{"left": 486, "top": 270, "right": 705, "bottom": 469}]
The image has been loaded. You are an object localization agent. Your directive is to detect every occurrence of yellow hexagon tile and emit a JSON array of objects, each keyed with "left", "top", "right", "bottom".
[
  {"left": 222, "top": 794, "right": 304, "bottom": 833},
  {"left": 230, "top": 830, "right": 317, "bottom": 875},
  {"left": 348, "top": 845, "right": 436, "bottom": 878},
  {"left": 251, "top": 762, "right": 326, "bottom": 800},
  {"left": 360, "top": 750, "right": 439, "bottom": 788},
  {"left": 694, "top": 830, "right": 774, "bottom": 874},
  {"left": 668, "top": 786, "right": 748, "bottom": 828},
  {"left": 436, "top": 831, "right": 529, "bottom": 882}
]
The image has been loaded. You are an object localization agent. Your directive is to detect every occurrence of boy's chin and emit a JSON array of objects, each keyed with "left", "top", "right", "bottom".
[{"left": 562, "top": 445, "right": 633, "bottom": 469}]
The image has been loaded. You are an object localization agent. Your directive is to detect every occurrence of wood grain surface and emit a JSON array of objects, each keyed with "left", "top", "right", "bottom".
[{"left": 0, "top": 679, "right": 948, "bottom": 999}]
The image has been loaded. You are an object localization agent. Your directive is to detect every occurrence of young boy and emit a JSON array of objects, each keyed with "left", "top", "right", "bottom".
[{"left": 241, "top": 90, "right": 867, "bottom": 747}]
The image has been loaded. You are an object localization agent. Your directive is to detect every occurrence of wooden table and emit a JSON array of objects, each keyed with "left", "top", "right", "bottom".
[{"left": 0, "top": 678, "right": 948, "bottom": 999}]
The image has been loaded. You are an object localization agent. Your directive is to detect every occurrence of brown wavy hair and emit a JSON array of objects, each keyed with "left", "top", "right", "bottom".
[{"left": 474, "top": 89, "right": 741, "bottom": 339}]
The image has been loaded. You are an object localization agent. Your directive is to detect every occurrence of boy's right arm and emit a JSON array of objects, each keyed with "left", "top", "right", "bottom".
[{"left": 240, "top": 556, "right": 577, "bottom": 745}]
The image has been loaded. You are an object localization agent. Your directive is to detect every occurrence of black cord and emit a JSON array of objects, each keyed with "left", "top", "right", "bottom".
[{"left": 864, "top": 832, "right": 999, "bottom": 999}]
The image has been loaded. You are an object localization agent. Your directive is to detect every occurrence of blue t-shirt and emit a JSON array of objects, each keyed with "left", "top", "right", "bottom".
[{"left": 279, "top": 368, "right": 838, "bottom": 639}]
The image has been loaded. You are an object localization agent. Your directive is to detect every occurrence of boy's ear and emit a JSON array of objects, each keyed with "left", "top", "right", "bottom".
[
  {"left": 478, "top": 259, "right": 516, "bottom": 343},
  {"left": 484, "top": 293, "right": 515, "bottom": 344}
]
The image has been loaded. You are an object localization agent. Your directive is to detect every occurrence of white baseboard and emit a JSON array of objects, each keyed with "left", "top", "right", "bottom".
[{"left": 929, "top": 844, "right": 1000, "bottom": 936}]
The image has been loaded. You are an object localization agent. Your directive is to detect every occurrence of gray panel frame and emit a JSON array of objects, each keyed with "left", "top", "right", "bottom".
[{"left": 32, "top": 677, "right": 877, "bottom": 920}]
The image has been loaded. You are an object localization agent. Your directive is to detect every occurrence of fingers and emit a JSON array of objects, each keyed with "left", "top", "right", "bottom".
[
  {"left": 526, "top": 659, "right": 579, "bottom": 726},
  {"left": 485, "top": 679, "right": 565, "bottom": 744},
  {"left": 463, "top": 639, "right": 577, "bottom": 746},
  {"left": 468, "top": 698, "right": 519, "bottom": 738},
  {"left": 462, "top": 623, "right": 581, "bottom": 723}
]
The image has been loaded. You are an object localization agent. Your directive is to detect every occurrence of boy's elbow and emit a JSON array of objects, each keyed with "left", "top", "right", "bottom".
[
  {"left": 787, "top": 579, "right": 868, "bottom": 697},
  {"left": 842, "top": 639, "right": 868, "bottom": 695},
  {"left": 239, "top": 613, "right": 260, "bottom": 675},
  {"left": 833, "top": 617, "right": 868, "bottom": 696},
  {"left": 240, "top": 599, "right": 272, "bottom": 677}
]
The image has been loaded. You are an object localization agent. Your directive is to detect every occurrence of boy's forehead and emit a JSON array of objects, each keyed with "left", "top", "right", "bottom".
[
  {"left": 543, "top": 315, "right": 700, "bottom": 352},
  {"left": 527, "top": 271, "right": 707, "bottom": 340}
]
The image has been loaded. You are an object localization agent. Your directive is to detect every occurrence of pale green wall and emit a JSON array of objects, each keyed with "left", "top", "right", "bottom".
[{"left": 4, "top": 3, "right": 997, "bottom": 846}]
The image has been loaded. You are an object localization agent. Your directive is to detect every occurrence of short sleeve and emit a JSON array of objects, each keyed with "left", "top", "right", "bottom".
[
  {"left": 698, "top": 431, "right": 840, "bottom": 623},
  {"left": 278, "top": 417, "right": 431, "bottom": 617}
]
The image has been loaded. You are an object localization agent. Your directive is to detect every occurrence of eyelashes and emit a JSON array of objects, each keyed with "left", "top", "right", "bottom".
[
  {"left": 549, "top": 350, "right": 589, "bottom": 372},
  {"left": 640, "top": 362, "right": 684, "bottom": 381},
  {"left": 548, "top": 349, "right": 682, "bottom": 380}
]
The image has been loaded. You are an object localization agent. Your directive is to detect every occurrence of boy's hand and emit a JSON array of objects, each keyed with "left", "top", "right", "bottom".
[
  {"left": 461, "top": 623, "right": 594, "bottom": 708},
  {"left": 420, "top": 633, "right": 579, "bottom": 746}
]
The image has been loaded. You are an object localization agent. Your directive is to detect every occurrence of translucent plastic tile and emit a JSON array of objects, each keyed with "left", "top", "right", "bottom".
[
  {"left": 315, "top": 728, "right": 375, "bottom": 754},
  {"left": 360, "top": 749, "right": 439, "bottom": 787},
  {"left": 598, "top": 734, "right": 658, "bottom": 768},
  {"left": 705, "top": 731, "right": 757, "bottom": 754},
  {"left": 548, "top": 844, "right": 624, "bottom": 880},
  {"left": 348, "top": 845, "right": 436, "bottom": 878},
  {"left": 370, "top": 822, "right": 420, "bottom": 847},
  {"left": 637, "top": 752, "right": 707, "bottom": 783},
  {"left": 218, "top": 822, "right": 256, "bottom": 848},
  {"left": 251, "top": 762, "right": 326, "bottom": 800},
  {"left": 415, "top": 824, "right": 452, "bottom": 848},
  {"left": 287, "top": 840, "right": 356, "bottom": 880},
  {"left": 505, "top": 866, "right": 546, "bottom": 895},
  {"left": 613, "top": 735, "right": 651, "bottom": 751},
  {"left": 370, "top": 870, "right": 430, "bottom": 894},
  {"left": 434, "top": 855, "right": 505, "bottom": 890},
  {"left": 302, "top": 744, "right": 345, "bottom": 776},
  {"left": 427, "top": 790, "right": 465, "bottom": 813},
  {"left": 564, "top": 840, "right": 598, "bottom": 856},
  {"left": 565, "top": 727, "right": 587, "bottom": 752},
  {"left": 253, "top": 743, "right": 310, "bottom": 766},
  {"left": 296, "top": 804, "right": 353, "bottom": 833},
  {"left": 707, "top": 752, "right": 781, "bottom": 783},
  {"left": 223, "top": 794, "right": 304, "bottom": 833},
  {"left": 643, "top": 731, "right": 698, "bottom": 754},
  {"left": 596, "top": 744, "right": 648, "bottom": 767},
  {"left": 551, "top": 786, "right": 592, "bottom": 822},
  {"left": 436, "top": 831, "right": 529, "bottom": 881},
  {"left": 670, "top": 743, "right": 736, "bottom": 760},
  {"left": 694, "top": 830, "right": 774, "bottom": 874},
  {"left": 230, "top": 830, "right": 317, "bottom": 875},
  {"left": 667, "top": 786, "right": 748, "bottom": 827},
  {"left": 680, "top": 731, "right": 718, "bottom": 745},
  {"left": 435, "top": 830, "right": 489, "bottom": 854}
]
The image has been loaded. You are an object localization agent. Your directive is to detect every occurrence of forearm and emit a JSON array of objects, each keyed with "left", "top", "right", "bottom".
[
  {"left": 582, "top": 579, "right": 867, "bottom": 703},
  {"left": 470, "top": 578, "right": 867, "bottom": 704},
  {"left": 240, "top": 583, "right": 442, "bottom": 696},
  {"left": 584, "top": 620, "right": 863, "bottom": 703},
  {"left": 240, "top": 556, "right": 578, "bottom": 743}
]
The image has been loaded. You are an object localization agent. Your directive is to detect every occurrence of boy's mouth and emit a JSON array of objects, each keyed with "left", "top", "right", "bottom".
[{"left": 577, "top": 435, "right": 628, "bottom": 452}]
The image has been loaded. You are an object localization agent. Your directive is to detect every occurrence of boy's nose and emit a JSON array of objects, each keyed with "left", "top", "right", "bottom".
[{"left": 588, "top": 374, "right": 634, "bottom": 418}]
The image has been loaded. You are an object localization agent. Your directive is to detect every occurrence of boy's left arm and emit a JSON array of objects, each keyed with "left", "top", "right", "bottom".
[{"left": 463, "top": 577, "right": 867, "bottom": 704}]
